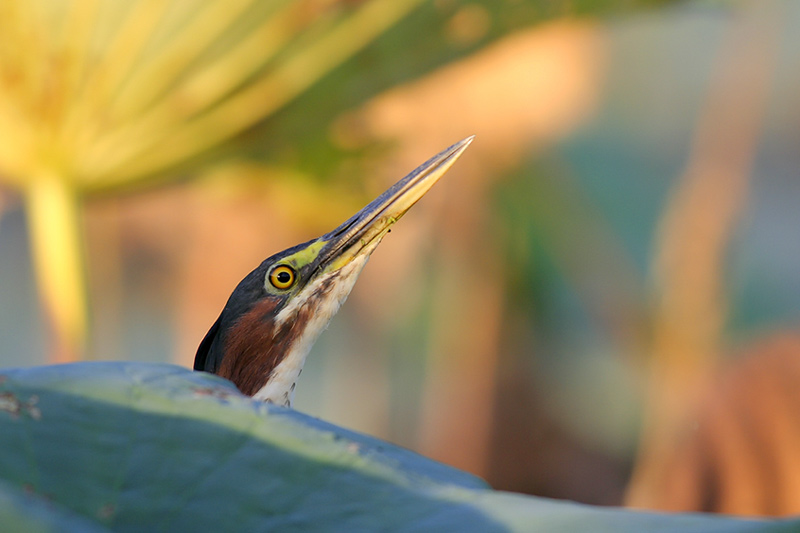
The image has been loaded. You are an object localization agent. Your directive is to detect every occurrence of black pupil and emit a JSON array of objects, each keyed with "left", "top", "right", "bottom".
[{"left": 276, "top": 271, "right": 292, "bottom": 284}]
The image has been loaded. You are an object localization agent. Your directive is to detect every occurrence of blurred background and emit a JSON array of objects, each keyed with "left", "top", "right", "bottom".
[{"left": 1, "top": 0, "right": 799, "bottom": 517}]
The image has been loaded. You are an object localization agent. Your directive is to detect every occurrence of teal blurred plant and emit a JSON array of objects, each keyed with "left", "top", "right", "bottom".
[{"left": 0, "top": 361, "right": 794, "bottom": 531}]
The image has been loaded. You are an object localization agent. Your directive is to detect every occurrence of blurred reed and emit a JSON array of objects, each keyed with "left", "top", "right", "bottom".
[{"left": 627, "top": 0, "right": 780, "bottom": 508}]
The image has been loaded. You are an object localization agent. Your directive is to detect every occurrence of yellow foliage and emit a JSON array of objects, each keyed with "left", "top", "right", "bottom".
[{"left": 0, "top": 0, "right": 423, "bottom": 359}]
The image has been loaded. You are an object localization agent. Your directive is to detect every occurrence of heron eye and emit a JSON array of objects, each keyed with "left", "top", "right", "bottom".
[{"left": 269, "top": 265, "right": 296, "bottom": 290}]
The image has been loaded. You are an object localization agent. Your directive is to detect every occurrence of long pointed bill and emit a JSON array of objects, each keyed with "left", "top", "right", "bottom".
[
  {"left": 250, "top": 136, "right": 473, "bottom": 405},
  {"left": 316, "top": 136, "right": 474, "bottom": 274}
]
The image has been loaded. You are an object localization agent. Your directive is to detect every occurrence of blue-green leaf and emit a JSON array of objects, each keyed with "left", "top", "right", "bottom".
[{"left": 0, "top": 363, "right": 793, "bottom": 532}]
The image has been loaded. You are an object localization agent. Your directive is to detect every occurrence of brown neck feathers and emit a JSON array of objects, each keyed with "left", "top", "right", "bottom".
[{"left": 217, "top": 298, "right": 286, "bottom": 396}]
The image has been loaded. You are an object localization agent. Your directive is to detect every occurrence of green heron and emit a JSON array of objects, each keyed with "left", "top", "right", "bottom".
[{"left": 194, "top": 137, "right": 473, "bottom": 406}]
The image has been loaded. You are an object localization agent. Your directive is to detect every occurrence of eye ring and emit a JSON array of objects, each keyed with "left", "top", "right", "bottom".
[{"left": 269, "top": 265, "right": 296, "bottom": 290}]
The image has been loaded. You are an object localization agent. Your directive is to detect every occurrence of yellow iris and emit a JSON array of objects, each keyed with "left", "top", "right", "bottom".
[{"left": 269, "top": 266, "right": 296, "bottom": 290}]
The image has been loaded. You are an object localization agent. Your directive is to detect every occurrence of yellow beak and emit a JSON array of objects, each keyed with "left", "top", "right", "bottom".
[{"left": 317, "top": 135, "right": 474, "bottom": 273}]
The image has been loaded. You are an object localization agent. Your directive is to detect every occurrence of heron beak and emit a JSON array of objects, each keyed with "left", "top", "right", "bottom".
[{"left": 314, "top": 135, "right": 474, "bottom": 274}]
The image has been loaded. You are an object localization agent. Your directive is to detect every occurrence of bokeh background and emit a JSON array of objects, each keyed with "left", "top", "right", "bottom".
[{"left": 1, "top": 0, "right": 799, "bottom": 516}]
